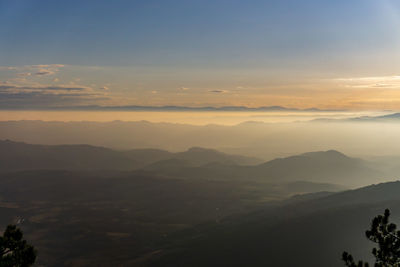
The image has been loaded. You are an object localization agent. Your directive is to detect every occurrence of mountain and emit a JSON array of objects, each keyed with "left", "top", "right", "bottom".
[
  {"left": 151, "top": 147, "right": 261, "bottom": 167},
  {"left": 4, "top": 105, "right": 335, "bottom": 112},
  {"left": 0, "top": 139, "right": 386, "bottom": 187},
  {"left": 1, "top": 139, "right": 387, "bottom": 266},
  {"left": 0, "top": 140, "right": 261, "bottom": 171},
  {"left": 145, "top": 158, "right": 194, "bottom": 172},
  {"left": 310, "top": 112, "right": 400, "bottom": 123},
  {"left": 347, "top": 112, "right": 400, "bottom": 122},
  {"left": 0, "top": 139, "right": 138, "bottom": 171},
  {"left": 122, "top": 148, "right": 174, "bottom": 165},
  {"left": 376, "top": 113, "right": 400, "bottom": 120},
  {"left": 283, "top": 181, "right": 345, "bottom": 194},
  {"left": 148, "top": 181, "right": 400, "bottom": 267},
  {"left": 146, "top": 150, "right": 383, "bottom": 187},
  {"left": 251, "top": 150, "right": 377, "bottom": 185},
  {"left": 4, "top": 120, "right": 400, "bottom": 160},
  {"left": 142, "top": 146, "right": 261, "bottom": 173}
]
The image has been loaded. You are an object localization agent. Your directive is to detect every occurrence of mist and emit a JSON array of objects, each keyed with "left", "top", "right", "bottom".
[
  {"left": 4, "top": 0, "right": 400, "bottom": 265},
  {"left": 1, "top": 112, "right": 400, "bottom": 160}
]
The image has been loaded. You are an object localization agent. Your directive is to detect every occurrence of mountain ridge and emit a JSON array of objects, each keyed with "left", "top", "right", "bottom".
[
  {"left": 149, "top": 180, "right": 400, "bottom": 267},
  {"left": 0, "top": 139, "right": 263, "bottom": 171}
]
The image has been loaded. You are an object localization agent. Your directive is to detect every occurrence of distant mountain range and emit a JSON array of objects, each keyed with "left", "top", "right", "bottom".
[
  {"left": 0, "top": 140, "right": 262, "bottom": 171},
  {"left": 312, "top": 112, "right": 400, "bottom": 122},
  {"left": 0, "top": 140, "right": 386, "bottom": 187},
  {"left": 4, "top": 118, "right": 400, "bottom": 161},
  {"left": 350, "top": 112, "right": 400, "bottom": 121},
  {"left": 144, "top": 149, "right": 383, "bottom": 186},
  {"left": 1, "top": 104, "right": 342, "bottom": 112}
]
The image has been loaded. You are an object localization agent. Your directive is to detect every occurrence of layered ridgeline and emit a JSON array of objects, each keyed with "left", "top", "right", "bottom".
[
  {"left": 145, "top": 149, "right": 383, "bottom": 187},
  {"left": 0, "top": 139, "right": 262, "bottom": 171},
  {"left": 4, "top": 117, "right": 400, "bottom": 160},
  {"left": 0, "top": 139, "right": 399, "bottom": 266},
  {"left": 149, "top": 181, "right": 400, "bottom": 267},
  {"left": 0, "top": 140, "right": 387, "bottom": 187}
]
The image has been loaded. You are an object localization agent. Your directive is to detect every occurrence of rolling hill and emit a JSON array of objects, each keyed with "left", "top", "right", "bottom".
[
  {"left": 0, "top": 139, "right": 394, "bottom": 266},
  {"left": 148, "top": 181, "right": 400, "bottom": 267},
  {"left": 0, "top": 140, "right": 262, "bottom": 171},
  {"left": 0, "top": 139, "right": 387, "bottom": 187},
  {"left": 146, "top": 150, "right": 384, "bottom": 187}
]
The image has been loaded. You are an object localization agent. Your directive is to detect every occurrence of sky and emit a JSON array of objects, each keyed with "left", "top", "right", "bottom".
[{"left": 1, "top": 0, "right": 400, "bottom": 110}]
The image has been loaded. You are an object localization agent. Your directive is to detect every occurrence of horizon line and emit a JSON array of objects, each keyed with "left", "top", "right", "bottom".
[{"left": 0, "top": 105, "right": 347, "bottom": 112}]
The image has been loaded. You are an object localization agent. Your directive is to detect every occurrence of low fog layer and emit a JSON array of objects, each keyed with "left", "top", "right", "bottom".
[{"left": 2, "top": 116, "right": 400, "bottom": 160}]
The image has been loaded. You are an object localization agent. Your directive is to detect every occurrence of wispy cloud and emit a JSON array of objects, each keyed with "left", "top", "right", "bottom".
[
  {"left": 0, "top": 84, "right": 90, "bottom": 92},
  {"left": 30, "top": 64, "right": 64, "bottom": 68},
  {"left": 1, "top": 64, "right": 65, "bottom": 77},
  {"left": 0, "top": 82, "right": 109, "bottom": 109},
  {"left": 0, "top": 64, "right": 113, "bottom": 109},
  {"left": 208, "top": 89, "right": 228, "bottom": 93},
  {"left": 0, "top": 91, "right": 109, "bottom": 109},
  {"left": 333, "top": 76, "right": 400, "bottom": 89},
  {"left": 17, "top": 72, "right": 32, "bottom": 77},
  {"left": 35, "top": 69, "right": 56, "bottom": 76}
]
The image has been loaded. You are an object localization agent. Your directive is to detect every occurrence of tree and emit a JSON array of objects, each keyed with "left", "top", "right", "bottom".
[
  {"left": 343, "top": 209, "right": 400, "bottom": 267},
  {"left": 0, "top": 225, "right": 36, "bottom": 267}
]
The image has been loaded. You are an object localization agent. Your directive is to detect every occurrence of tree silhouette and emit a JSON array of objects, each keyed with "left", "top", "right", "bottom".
[
  {"left": 343, "top": 209, "right": 400, "bottom": 267},
  {"left": 0, "top": 225, "right": 36, "bottom": 267}
]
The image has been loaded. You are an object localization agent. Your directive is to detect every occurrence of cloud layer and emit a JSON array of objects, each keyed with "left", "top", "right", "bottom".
[{"left": 0, "top": 64, "right": 110, "bottom": 108}]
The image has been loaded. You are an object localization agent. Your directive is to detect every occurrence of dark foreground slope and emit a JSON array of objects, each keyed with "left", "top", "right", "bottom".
[
  {"left": 0, "top": 169, "right": 332, "bottom": 266},
  {"left": 0, "top": 168, "right": 396, "bottom": 266},
  {"left": 148, "top": 181, "right": 400, "bottom": 267}
]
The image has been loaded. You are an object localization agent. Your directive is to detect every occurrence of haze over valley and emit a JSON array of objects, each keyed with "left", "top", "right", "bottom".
[
  {"left": 2, "top": 135, "right": 400, "bottom": 265},
  {"left": 3, "top": 0, "right": 400, "bottom": 266},
  {"left": 2, "top": 112, "right": 400, "bottom": 160}
]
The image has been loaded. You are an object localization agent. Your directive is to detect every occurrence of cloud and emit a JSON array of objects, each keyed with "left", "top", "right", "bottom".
[
  {"left": 1, "top": 64, "right": 65, "bottom": 77},
  {"left": 0, "top": 64, "right": 117, "bottom": 109},
  {"left": 31, "top": 65, "right": 64, "bottom": 76},
  {"left": 0, "top": 81, "right": 109, "bottom": 109},
  {"left": 30, "top": 64, "right": 65, "bottom": 68},
  {"left": 333, "top": 76, "right": 400, "bottom": 89},
  {"left": 208, "top": 89, "right": 228, "bottom": 93},
  {"left": 35, "top": 69, "right": 56, "bottom": 76},
  {"left": 0, "top": 90, "right": 109, "bottom": 109},
  {"left": 17, "top": 72, "right": 32, "bottom": 77},
  {"left": 0, "top": 84, "right": 90, "bottom": 92},
  {"left": 180, "top": 87, "right": 189, "bottom": 91}
]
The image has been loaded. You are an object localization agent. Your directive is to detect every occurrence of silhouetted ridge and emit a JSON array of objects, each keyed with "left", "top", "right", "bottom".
[
  {"left": 303, "top": 149, "right": 346, "bottom": 156},
  {"left": 350, "top": 112, "right": 400, "bottom": 121},
  {"left": 251, "top": 150, "right": 378, "bottom": 186},
  {"left": 0, "top": 139, "right": 261, "bottom": 171},
  {"left": 300, "top": 150, "right": 349, "bottom": 159},
  {"left": 150, "top": 180, "right": 400, "bottom": 267}
]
